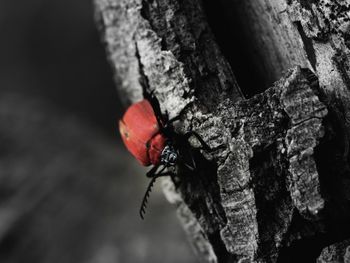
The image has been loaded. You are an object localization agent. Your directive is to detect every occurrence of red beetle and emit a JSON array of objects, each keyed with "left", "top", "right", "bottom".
[
  {"left": 119, "top": 99, "right": 177, "bottom": 168},
  {"left": 119, "top": 98, "right": 210, "bottom": 219}
]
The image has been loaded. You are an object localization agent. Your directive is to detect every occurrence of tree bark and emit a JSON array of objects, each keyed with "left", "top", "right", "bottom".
[{"left": 94, "top": 0, "right": 350, "bottom": 262}]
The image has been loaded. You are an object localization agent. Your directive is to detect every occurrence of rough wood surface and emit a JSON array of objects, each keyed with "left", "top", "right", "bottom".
[
  {"left": 217, "top": 0, "right": 350, "bottom": 147},
  {"left": 317, "top": 239, "right": 350, "bottom": 263},
  {"left": 95, "top": 0, "right": 350, "bottom": 262}
]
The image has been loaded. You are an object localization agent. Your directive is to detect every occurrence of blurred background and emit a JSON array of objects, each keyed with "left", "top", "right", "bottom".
[{"left": 0, "top": 0, "right": 195, "bottom": 262}]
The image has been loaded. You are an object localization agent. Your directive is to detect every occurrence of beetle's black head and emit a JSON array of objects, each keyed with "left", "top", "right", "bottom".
[{"left": 160, "top": 143, "right": 178, "bottom": 166}]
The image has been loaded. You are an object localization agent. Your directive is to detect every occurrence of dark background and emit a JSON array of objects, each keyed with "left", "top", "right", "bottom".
[{"left": 0, "top": 0, "right": 195, "bottom": 262}]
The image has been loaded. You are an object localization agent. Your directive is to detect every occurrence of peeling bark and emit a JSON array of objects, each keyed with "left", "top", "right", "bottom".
[{"left": 95, "top": 0, "right": 350, "bottom": 262}]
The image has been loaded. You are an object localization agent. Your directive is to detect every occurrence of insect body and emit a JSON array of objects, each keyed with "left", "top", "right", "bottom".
[
  {"left": 119, "top": 99, "right": 180, "bottom": 219},
  {"left": 119, "top": 99, "right": 178, "bottom": 168},
  {"left": 119, "top": 99, "right": 210, "bottom": 219}
]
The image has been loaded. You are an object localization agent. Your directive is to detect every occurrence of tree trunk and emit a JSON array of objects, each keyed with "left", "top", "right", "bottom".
[{"left": 94, "top": 0, "right": 350, "bottom": 262}]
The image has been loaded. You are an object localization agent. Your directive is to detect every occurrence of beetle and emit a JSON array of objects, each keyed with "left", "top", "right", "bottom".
[{"left": 119, "top": 98, "right": 210, "bottom": 219}]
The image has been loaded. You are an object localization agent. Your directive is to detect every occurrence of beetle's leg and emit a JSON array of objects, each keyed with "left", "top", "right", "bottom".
[
  {"left": 187, "top": 147, "right": 197, "bottom": 170},
  {"left": 158, "top": 114, "right": 181, "bottom": 135},
  {"left": 146, "top": 165, "right": 163, "bottom": 178},
  {"left": 187, "top": 148, "right": 197, "bottom": 170},
  {"left": 178, "top": 152, "right": 196, "bottom": 171},
  {"left": 145, "top": 91, "right": 181, "bottom": 132},
  {"left": 155, "top": 114, "right": 165, "bottom": 131},
  {"left": 165, "top": 115, "right": 181, "bottom": 127},
  {"left": 184, "top": 131, "right": 212, "bottom": 152},
  {"left": 183, "top": 161, "right": 195, "bottom": 171},
  {"left": 153, "top": 171, "right": 176, "bottom": 177}
]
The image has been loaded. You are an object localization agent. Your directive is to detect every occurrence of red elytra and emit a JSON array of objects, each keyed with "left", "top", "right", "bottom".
[{"left": 119, "top": 99, "right": 167, "bottom": 166}]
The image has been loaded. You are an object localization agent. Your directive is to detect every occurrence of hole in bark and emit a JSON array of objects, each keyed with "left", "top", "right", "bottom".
[
  {"left": 313, "top": 101, "right": 350, "bottom": 240},
  {"left": 276, "top": 212, "right": 331, "bottom": 263},
  {"left": 201, "top": 0, "right": 270, "bottom": 97},
  {"left": 277, "top": 233, "right": 330, "bottom": 262}
]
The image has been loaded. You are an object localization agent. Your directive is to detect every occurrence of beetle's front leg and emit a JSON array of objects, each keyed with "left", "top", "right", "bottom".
[
  {"left": 159, "top": 113, "right": 181, "bottom": 135},
  {"left": 153, "top": 171, "right": 176, "bottom": 178},
  {"left": 146, "top": 165, "right": 163, "bottom": 178}
]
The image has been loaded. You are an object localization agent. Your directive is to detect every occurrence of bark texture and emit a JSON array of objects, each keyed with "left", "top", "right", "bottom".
[{"left": 95, "top": 0, "right": 350, "bottom": 262}]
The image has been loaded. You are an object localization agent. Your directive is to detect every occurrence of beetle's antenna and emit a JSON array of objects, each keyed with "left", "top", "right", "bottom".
[
  {"left": 139, "top": 176, "right": 157, "bottom": 219},
  {"left": 140, "top": 169, "right": 176, "bottom": 219}
]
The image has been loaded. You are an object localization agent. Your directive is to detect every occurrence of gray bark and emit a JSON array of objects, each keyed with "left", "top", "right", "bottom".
[{"left": 94, "top": 0, "right": 350, "bottom": 262}]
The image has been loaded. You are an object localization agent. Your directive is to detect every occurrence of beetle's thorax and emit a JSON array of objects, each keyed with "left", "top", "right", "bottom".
[{"left": 160, "top": 143, "right": 178, "bottom": 166}]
